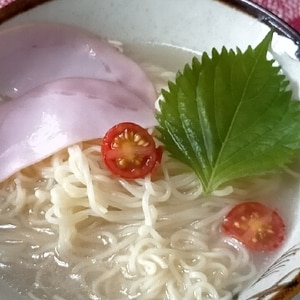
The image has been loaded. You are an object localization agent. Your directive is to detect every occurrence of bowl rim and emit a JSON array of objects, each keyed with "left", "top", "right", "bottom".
[
  {"left": 218, "top": 0, "right": 300, "bottom": 60},
  {"left": 0, "top": 0, "right": 52, "bottom": 24},
  {"left": 0, "top": 0, "right": 300, "bottom": 299}
]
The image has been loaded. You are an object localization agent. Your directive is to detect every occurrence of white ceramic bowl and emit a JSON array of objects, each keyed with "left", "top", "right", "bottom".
[{"left": 0, "top": 1, "right": 300, "bottom": 299}]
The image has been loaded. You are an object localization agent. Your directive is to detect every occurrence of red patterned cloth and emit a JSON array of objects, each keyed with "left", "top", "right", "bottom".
[
  {"left": 253, "top": 0, "right": 300, "bottom": 32},
  {"left": 0, "top": 0, "right": 300, "bottom": 33},
  {"left": 0, "top": 0, "right": 13, "bottom": 8}
]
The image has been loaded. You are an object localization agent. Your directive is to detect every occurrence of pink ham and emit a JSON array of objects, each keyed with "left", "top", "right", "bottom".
[
  {"left": 0, "top": 23, "right": 156, "bottom": 108},
  {"left": 0, "top": 78, "right": 157, "bottom": 182}
]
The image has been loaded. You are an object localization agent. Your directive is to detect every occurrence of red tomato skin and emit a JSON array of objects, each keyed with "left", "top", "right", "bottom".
[
  {"left": 101, "top": 122, "right": 162, "bottom": 179},
  {"left": 222, "top": 202, "right": 285, "bottom": 252}
]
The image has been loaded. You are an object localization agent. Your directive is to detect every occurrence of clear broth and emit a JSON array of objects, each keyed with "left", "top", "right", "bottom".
[{"left": 0, "top": 42, "right": 299, "bottom": 300}]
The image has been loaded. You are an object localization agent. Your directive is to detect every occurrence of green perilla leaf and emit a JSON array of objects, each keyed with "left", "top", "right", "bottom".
[{"left": 156, "top": 31, "right": 300, "bottom": 194}]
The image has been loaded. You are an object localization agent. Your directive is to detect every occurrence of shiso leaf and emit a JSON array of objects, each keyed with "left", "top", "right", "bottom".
[{"left": 156, "top": 31, "right": 300, "bottom": 194}]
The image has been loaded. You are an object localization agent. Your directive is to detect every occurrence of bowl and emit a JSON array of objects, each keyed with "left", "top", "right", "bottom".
[{"left": 0, "top": 0, "right": 300, "bottom": 299}]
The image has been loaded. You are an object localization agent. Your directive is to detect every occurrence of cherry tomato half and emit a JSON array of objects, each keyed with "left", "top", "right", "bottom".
[
  {"left": 101, "top": 122, "right": 162, "bottom": 179},
  {"left": 222, "top": 202, "right": 285, "bottom": 252}
]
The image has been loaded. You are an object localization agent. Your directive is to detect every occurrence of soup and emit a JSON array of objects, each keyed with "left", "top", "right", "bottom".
[{"left": 0, "top": 23, "right": 298, "bottom": 300}]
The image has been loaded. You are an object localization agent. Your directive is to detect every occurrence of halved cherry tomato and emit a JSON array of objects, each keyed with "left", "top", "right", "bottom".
[
  {"left": 101, "top": 122, "right": 162, "bottom": 179},
  {"left": 222, "top": 202, "right": 285, "bottom": 252}
]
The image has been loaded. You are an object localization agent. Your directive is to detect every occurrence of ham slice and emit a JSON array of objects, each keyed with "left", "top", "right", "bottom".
[
  {"left": 0, "top": 23, "right": 156, "bottom": 108},
  {"left": 0, "top": 78, "right": 157, "bottom": 182},
  {"left": 0, "top": 23, "right": 159, "bottom": 182}
]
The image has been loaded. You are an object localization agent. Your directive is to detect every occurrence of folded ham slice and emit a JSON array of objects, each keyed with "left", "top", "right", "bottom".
[
  {"left": 0, "top": 23, "right": 156, "bottom": 108},
  {"left": 0, "top": 23, "right": 158, "bottom": 182},
  {"left": 0, "top": 78, "right": 157, "bottom": 182}
]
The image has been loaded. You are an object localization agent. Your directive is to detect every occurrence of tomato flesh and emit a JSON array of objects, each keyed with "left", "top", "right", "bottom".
[
  {"left": 222, "top": 202, "right": 285, "bottom": 252},
  {"left": 101, "top": 122, "right": 162, "bottom": 179}
]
